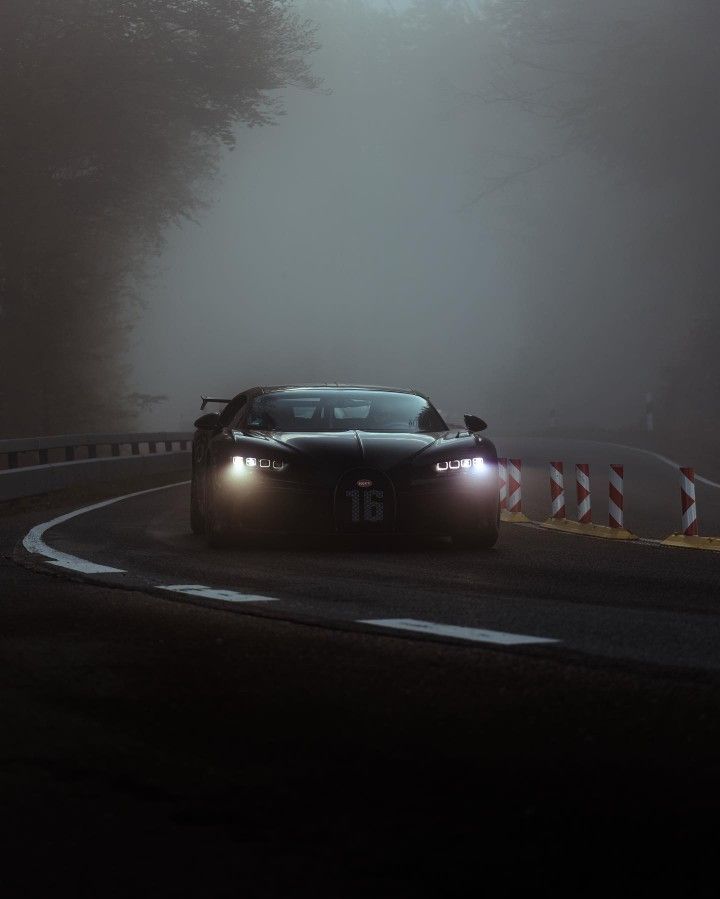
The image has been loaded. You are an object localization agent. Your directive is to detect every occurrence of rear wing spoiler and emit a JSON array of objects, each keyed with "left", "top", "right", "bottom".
[{"left": 200, "top": 395, "right": 231, "bottom": 411}]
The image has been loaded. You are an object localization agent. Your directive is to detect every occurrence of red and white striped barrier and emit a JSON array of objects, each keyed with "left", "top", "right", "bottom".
[
  {"left": 663, "top": 466, "right": 720, "bottom": 549},
  {"left": 679, "top": 467, "right": 698, "bottom": 536},
  {"left": 498, "top": 457, "right": 508, "bottom": 512},
  {"left": 575, "top": 463, "right": 591, "bottom": 524},
  {"left": 507, "top": 458, "right": 523, "bottom": 516},
  {"left": 549, "top": 461, "right": 565, "bottom": 520},
  {"left": 608, "top": 464, "right": 624, "bottom": 529}
]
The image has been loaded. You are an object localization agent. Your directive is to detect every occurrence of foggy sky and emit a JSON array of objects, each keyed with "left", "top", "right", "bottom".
[{"left": 130, "top": 0, "right": 677, "bottom": 433}]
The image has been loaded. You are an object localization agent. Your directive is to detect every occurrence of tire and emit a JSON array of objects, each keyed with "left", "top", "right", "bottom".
[
  {"left": 190, "top": 472, "right": 205, "bottom": 534},
  {"left": 205, "top": 471, "right": 237, "bottom": 549},
  {"left": 452, "top": 524, "right": 499, "bottom": 549},
  {"left": 452, "top": 501, "right": 500, "bottom": 549}
]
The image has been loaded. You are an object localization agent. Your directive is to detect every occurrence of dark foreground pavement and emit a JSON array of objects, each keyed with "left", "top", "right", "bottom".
[{"left": 2, "top": 475, "right": 720, "bottom": 897}]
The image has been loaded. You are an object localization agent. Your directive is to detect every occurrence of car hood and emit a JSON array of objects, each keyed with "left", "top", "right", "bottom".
[{"left": 234, "top": 429, "right": 461, "bottom": 470}]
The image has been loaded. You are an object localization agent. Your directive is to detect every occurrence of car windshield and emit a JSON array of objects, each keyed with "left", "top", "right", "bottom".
[{"left": 245, "top": 389, "right": 447, "bottom": 433}]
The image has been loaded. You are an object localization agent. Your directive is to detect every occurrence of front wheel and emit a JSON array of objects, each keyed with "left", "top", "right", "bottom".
[
  {"left": 452, "top": 523, "right": 499, "bottom": 549},
  {"left": 190, "top": 472, "right": 205, "bottom": 534},
  {"left": 205, "top": 471, "right": 238, "bottom": 548},
  {"left": 452, "top": 501, "right": 500, "bottom": 549}
]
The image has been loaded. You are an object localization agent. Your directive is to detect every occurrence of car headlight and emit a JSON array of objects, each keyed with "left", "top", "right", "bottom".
[
  {"left": 435, "top": 457, "right": 485, "bottom": 472},
  {"left": 232, "top": 456, "right": 287, "bottom": 472}
]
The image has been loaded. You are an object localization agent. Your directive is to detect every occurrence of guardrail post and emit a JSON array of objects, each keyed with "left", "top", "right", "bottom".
[
  {"left": 575, "top": 464, "right": 591, "bottom": 524},
  {"left": 149, "top": 441, "right": 157, "bottom": 454},
  {"left": 498, "top": 458, "right": 508, "bottom": 511},
  {"left": 680, "top": 467, "right": 698, "bottom": 536},
  {"left": 131, "top": 442, "right": 140, "bottom": 456},
  {"left": 165, "top": 441, "right": 172, "bottom": 452},
  {"left": 609, "top": 465, "right": 624, "bottom": 529},
  {"left": 39, "top": 449, "right": 48, "bottom": 464},
  {"left": 88, "top": 444, "right": 97, "bottom": 459},
  {"left": 661, "top": 467, "right": 720, "bottom": 549},
  {"left": 111, "top": 443, "right": 120, "bottom": 457},
  {"left": 65, "top": 446, "right": 75, "bottom": 462},
  {"left": 549, "top": 461, "right": 566, "bottom": 519},
  {"left": 507, "top": 459, "right": 523, "bottom": 515}
]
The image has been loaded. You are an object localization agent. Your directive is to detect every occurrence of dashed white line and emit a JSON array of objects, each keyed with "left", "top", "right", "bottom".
[
  {"left": 22, "top": 481, "right": 190, "bottom": 574},
  {"left": 359, "top": 618, "right": 559, "bottom": 645},
  {"left": 157, "top": 584, "right": 279, "bottom": 603}
]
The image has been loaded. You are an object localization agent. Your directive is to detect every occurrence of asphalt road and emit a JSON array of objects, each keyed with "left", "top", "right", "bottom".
[
  {"left": 17, "top": 436, "right": 720, "bottom": 674},
  {"left": 3, "top": 435, "right": 720, "bottom": 897}
]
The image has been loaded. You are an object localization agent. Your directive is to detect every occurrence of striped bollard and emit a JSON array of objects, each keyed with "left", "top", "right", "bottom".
[
  {"left": 680, "top": 467, "right": 698, "bottom": 536},
  {"left": 549, "top": 461, "right": 566, "bottom": 519},
  {"left": 575, "top": 463, "right": 591, "bottom": 524},
  {"left": 662, "top": 467, "right": 720, "bottom": 549},
  {"left": 498, "top": 457, "right": 508, "bottom": 511},
  {"left": 507, "top": 459, "right": 523, "bottom": 516},
  {"left": 609, "top": 465, "right": 624, "bottom": 529}
]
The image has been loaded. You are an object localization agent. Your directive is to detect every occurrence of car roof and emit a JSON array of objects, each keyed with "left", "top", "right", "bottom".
[
  {"left": 257, "top": 384, "right": 426, "bottom": 397},
  {"left": 200, "top": 385, "right": 430, "bottom": 412}
]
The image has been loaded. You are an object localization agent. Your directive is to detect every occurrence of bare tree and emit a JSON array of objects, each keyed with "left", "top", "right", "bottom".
[{"left": 0, "top": 0, "right": 319, "bottom": 435}]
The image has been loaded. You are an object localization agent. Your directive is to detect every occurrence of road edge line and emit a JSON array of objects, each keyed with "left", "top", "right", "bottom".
[{"left": 22, "top": 480, "right": 190, "bottom": 574}]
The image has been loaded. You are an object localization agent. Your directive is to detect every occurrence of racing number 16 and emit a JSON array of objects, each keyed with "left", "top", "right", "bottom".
[{"left": 345, "top": 489, "right": 384, "bottom": 523}]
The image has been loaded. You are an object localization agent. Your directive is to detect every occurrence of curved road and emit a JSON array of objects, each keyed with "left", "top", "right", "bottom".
[
  {"left": 6, "top": 435, "right": 720, "bottom": 897},
  {"left": 17, "top": 436, "right": 720, "bottom": 675}
]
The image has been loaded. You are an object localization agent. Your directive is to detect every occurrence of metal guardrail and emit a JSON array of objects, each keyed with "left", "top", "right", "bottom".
[
  {"left": 0, "top": 431, "right": 194, "bottom": 502},
  {"left": 0, "top": 432, "right": 191, "bottom": 469}
]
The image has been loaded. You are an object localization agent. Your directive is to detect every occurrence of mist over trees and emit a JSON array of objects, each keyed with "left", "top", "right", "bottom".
[
  {"left": 485, "top": 0, "right": 720, "bottom": 444},
  {"left": 4, "top": 0, "right": 718, "bottom": 448},
  {"left": 0, "top": 0, "right": 317, "bottom": 436},
  {"left": 133, "top": 0, "right": 720, "bottom": 442},
  {"left": 131, "top": 0, "right": 544, "bottom": 429}
]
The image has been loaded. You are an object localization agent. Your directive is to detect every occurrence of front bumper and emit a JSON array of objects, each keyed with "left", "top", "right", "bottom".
[{"left": 213, "top": 465, "right": 498, "bottom": 536}]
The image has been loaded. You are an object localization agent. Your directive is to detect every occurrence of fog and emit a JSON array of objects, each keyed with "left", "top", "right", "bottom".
[{"left": 117, "top": 1, "right": 716, "bottom": 439}]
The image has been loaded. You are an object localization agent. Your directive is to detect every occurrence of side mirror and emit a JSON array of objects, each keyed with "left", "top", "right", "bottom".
[
  {"left": 194, "top": 412, "right": 221, "bottom": 430},
  {"left": 464, "top": 414, "right": 487, "bottom": 433}
]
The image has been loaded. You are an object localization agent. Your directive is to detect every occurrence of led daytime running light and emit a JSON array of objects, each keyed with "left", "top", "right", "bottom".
[
  {"left": 435, "top": 457, "right": 484, "bottom": 472},
  {"left": 232, "top": 456, "right": 285, "bottom": 470}
]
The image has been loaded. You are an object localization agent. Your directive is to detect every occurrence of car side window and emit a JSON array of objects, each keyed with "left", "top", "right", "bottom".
[{"left": 219, "top": 395, "right": 246, "bottom": 428}]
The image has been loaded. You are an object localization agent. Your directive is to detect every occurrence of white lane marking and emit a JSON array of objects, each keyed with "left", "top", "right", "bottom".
[
  {"left": 359, "top": 618, "right": 558, "bottom": 645},
  {"left": 22, "top": 481, "right": 190, "bottom": 574},
  {"left": 565, "top": 440, "right": 720, "bottom": 490},
  {"left": 157, "top": 584, "right": 278, "bottom": 603},
  {"left": 632, "top": 448, "right": 720, "bottom": 489}
]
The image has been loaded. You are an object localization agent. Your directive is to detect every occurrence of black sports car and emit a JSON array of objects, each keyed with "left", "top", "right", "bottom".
[{"left": 191, "top": 385, "right": 500, "bottom": 548}]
